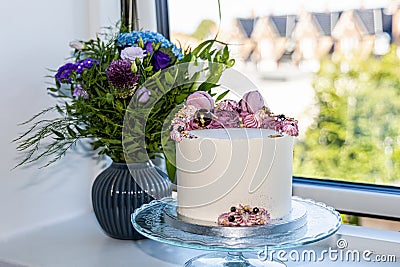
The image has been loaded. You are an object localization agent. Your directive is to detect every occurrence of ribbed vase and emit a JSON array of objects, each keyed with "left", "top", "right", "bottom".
[{"left": 91, "top": 161, "right": 171, "bottom": 240}]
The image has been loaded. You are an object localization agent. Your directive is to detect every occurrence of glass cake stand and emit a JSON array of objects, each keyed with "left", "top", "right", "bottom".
[{"left": 131, "top": 197, "right": 341, "bottom": 267}]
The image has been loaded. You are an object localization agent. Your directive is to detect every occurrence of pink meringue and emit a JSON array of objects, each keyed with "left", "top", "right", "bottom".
[
  {"left": 240, "top": 90, "right": 265, "bottom": 114},
  {"left": 243, "top": 114, "right": 260, "bottom": 128}
]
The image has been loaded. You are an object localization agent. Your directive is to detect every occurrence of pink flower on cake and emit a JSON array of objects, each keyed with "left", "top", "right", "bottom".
[
  {"left": 186, "top": 91, "right": 214, "bottom": 110},
  {"left": 218, "top": 205, "right": 270, "bottom": 226},
  {"left": 211, "top": 110, "right": 241, "bottom": 128},
  {"left": 239, "top": 90, "right": 265, "bottom": 114},
  {"left": 216, "top": 99, "right": 239, "bottom": 112},
  {"left": 273, "top": 114, "right": 287, "bottom": 132},
  {"left": 243, "top": 114, "right": 260, "bottom": 128},
  {"left": 170, "top": 130, "right": 182, "bottom": 142},
  {"left": 255, "top": 110, "right": 275, "bottom": 130},
  {"left": 281, "top": 119, "right": 299, "bottom": 136}
]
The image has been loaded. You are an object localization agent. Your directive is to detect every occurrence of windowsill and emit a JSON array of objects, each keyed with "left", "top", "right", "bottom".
[
  {"left": 293, "top": 178, "right": 400, "bottom": 219},
  {"left": 0, "top": 212, "right": 399, "bottom": 267}
]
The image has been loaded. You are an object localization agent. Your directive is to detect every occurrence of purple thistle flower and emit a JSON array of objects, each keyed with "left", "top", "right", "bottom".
[{"left": 106, "top": 59, "right": 139, "bottom": 89}]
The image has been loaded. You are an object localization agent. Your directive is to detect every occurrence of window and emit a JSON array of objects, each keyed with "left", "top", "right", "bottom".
[{"left": 165, "top": 0, "right": 400, "bottom": 219}]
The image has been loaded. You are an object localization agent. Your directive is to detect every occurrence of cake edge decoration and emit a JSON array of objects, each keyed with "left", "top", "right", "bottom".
[{"left": 217, "top": 204, "right": 271, "bottom": 227}]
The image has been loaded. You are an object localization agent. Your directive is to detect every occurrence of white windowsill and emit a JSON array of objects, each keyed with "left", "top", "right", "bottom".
[
  {"left": 0, "top": 212, "right": 399, "bottom": 267},
  {"left": 293, "top": 182, "right": 400, "bottom": 219}
]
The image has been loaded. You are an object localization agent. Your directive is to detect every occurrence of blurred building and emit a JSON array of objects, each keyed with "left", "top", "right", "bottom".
[{"left": 171, "top": 1, "right": 400, "bottom": 72}]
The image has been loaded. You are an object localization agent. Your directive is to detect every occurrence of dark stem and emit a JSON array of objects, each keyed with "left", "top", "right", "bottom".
[{"left": 120, "top": 0, "right": 139, "bottom": 31}]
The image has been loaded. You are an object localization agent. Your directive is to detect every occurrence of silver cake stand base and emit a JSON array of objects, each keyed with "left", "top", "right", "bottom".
[{"left": 131, "top": 197, "right": 341, "bottom": 267}]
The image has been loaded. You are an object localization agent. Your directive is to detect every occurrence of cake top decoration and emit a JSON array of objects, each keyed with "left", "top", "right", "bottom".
[{"left": 170, "top": 90, "right": 298, "bottom": 142}]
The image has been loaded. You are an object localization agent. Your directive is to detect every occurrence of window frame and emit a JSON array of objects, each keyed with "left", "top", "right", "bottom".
[{"left": 157, "top": 0, "right": 400, "bottom": 220}]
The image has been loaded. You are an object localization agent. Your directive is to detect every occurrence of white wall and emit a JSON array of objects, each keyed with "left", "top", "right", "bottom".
[{"left": 0, "top": 0, "right": 120, "bottom": 240}]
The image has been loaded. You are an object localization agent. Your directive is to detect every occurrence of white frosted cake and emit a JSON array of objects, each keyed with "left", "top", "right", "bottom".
[
  {"left": 170, "top": 90, "right": 298, "bottom": 226},
  {"left": 176, "top": 128, "right": 294, "bottom": 223}
]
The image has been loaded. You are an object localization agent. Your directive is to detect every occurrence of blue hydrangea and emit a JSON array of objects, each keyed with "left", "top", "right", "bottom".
[{"left": 117, "top": 30, "right": 182, "bottom": 59}]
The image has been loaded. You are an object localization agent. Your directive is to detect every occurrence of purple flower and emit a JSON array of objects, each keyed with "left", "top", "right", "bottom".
[
  {"left": 55, "top": 63, "right": 76, "bottom": 83},
  {"left": 216, "top": 99, "right": 239, "bottom": 112},
  {"left": 186, "top": 91, "right": 214, "bottom": 110},
  {"left": 75, "top": 58, "right": 98, "bottom": 74},
  {"left": 81, "top": 58, "right": 98, "bottom": 68},
  {"left": 144, "top": 41, "right": 172, "bottom": 70},
  {"left": 55, "top": 59, "right": 98, "bottom": 82},
  {"left": 145, "top": 42, "right": 153, "bottom": 54},
  {"left": 153, "top": 51, "right": 171, "bottom": 70},
  {"left": 211, "top": 110, "right": 241, "bottom": 128},
  {"left": 106, "top": 59, "right": 139, "bottom": 89},
  {"left": 73, "top": 84, "right": 89, "bottom": 99},
  {"left": 136, "top": 87, "right": 151, "bottom": 103},
  {"left": 121, "top": 46, "right": 146, "bottom": 62}
]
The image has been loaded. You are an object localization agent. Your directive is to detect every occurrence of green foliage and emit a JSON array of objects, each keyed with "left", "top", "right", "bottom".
[{"left": 294, "top": 47, "right": 400, "bottom": 185}]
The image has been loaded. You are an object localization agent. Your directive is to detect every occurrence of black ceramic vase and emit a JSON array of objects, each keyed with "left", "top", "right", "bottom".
[{"left": 92, "top": 161, "right": 171, "bottom": 240}]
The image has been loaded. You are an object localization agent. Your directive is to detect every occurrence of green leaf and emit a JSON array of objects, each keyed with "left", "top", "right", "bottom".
[
  {"left": 222, "top": 45, "right": 229, "bottom": 60},
  {"left": 51, "top": 129, "right": 64, "bottom": 139},
  {"left": 192, "top": 40, "right": 215, "bottom": 56},
  {"left": 215, "top": 89, "right": 230, "bottom": 102},
  {"left": 165, "top": 72, "right": 175, "bottom": 85},
  {"left": 176, "top": 93, "right": 189, "bottom": 103},
  {"left": 67, "top": 126, "right": 76, "bottom": 138},
  {"left": 198, "top": 82, "right": 219, "bottom": 92},
  {"left": 55, "top": 105, "right": 63, "bottom": 114},
  {"left": 144, "top": 66, "right": 153, "bottom": 72},
  {"left": 226, "top": 59, "right": 235, "bottom": 67},
  {"left": 106, "top": 93, "right": 114, "bottom": 103},
  {"left": 75, "top": 125, "right": 86, "bottom": 135}
]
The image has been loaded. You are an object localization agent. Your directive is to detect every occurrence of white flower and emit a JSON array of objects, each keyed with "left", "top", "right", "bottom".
[
  {"left": 136, "top": 87, "right": 151, "bottom": 104},
  {"left": 69, "top": 40, "right": 84, "bottom": 50},
  {"left": 121, "top": 46, "right": 146, "bottom": 62}
]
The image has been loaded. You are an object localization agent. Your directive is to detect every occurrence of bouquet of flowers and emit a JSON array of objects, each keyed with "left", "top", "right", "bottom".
[{"left": 14, "top": 28, "right": 235, "bottom": 172}]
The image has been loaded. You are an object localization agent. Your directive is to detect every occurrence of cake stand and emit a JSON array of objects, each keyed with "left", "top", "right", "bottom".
[{"left": 131, "top": 197, "right": 341, "bottom": 267}]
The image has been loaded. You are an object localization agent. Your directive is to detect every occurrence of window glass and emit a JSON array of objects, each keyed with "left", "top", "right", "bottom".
[{"left": 168, "top": 0, "right": 400, "bottom": 186}]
